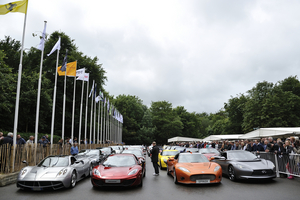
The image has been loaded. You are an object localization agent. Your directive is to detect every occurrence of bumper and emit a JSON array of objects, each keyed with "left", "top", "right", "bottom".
[
  {"left": 177, "top": 173, "right": 222, "bottom": 184},
  {"left": 17, "top": 175, "right": 72, "bottom": 190},
  {"left": 91, "top": 174, "right": 142, "bottom": 187}
]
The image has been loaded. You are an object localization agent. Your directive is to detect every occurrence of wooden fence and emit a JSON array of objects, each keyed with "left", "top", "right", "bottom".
[{"left": 0, "top": 143, "right": 111, "bottom": 174}]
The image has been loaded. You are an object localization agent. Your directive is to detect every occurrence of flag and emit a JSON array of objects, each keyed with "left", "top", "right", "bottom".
[
  {"left": 61, "top": 51, "right": 68, "bottom": 72},
  {"left": 47, "top": 37, "right": 61, "bottom": 56},
  {"left": 94, "top": 84, "right": 97, "bottom": 100},
  {"left": 0, "top": 0, "right": 28, "bottom": 15},
  {"left": 99, "top": 90, "right": 104, "bottom": 101},
  {"left": 76, "top": 72, "right": 89, "bottom": 81},
  {"left": 76, "top": 68, "right": 85, "bottom": 79},
  {"left": 37, "top": 23, "right": 47, "bottom": 51},
  {"left": 57, "top": 61, "right": 77, "bottom": 76},
  {"left": 89, "top": 80, "right": 94, "bottom": 98}
]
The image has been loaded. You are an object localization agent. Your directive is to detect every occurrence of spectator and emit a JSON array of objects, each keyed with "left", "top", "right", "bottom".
[
  {"left": 252, "top": 140, "right": 258, "bottom": 151},
  {"left": 44, "top": 135, "right": 51, "bottom": 144},
  {"left": 292, "top": 141, "right": 300, "bottom": 175},
  {"left": 38, "top": 136, "right": 47, "bottom": 147},
  {"left": 0, "top": 132, "right": 4, "bottom": 145},
  {"left": 2, "top": 132, "right": 13, "bottom": 145},
  {"left": 26, "top": 136, "right": 34, "bottom": 144},
  {"left": 257, "top": 139, "right": 265, "bottom": 152},
  {"left": 150, "top": 141, "right": 160, "bottom": 176},
  {"left": 70, "top": 142, "right": 78, "bottom": 156},
  {"left": 17, "top": 134, "right": 26, "bottom": 145},
  {"left": 283, "top": 140, "right": 294, "bottom": 179}
]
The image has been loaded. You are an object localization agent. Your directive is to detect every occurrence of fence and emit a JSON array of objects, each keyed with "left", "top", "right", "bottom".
[
  {"left": 0, "top": 143, "right": 111, "bottom": 174},
  {"left": 253, "top": 152, "right": 300, "bottom": 178}
]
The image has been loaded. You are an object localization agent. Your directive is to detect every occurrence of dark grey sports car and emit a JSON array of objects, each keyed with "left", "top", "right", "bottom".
[
  {"left": 17, "top": 155, "right": 90, "bottom": 190},
  {"left": 213, "top": 150, "right": 276, "bottom": 181}
]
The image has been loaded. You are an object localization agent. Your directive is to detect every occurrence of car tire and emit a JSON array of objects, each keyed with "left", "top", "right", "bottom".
[
  {"left": 173, "top": 169, "right": 178, "bottom": 184},
  {"left": 89, "top": 164, "right": 93, "bottom": 177},
  {"left": 228, "top": 165, "right": 236, "bottom": 181},
  {"left": 70, "top": 171, "right": 77, "bottom": 188},
  {"left": 167, "top": 165, "right": 170, "bottom": 175},
  {"left": 138, "top": 176, "right": 143, "bottom": 187},
  {"left": 143, "top": 168, "right": 146, "bottom": 177}
]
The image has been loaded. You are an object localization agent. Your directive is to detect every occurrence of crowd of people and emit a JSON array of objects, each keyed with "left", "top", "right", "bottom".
[{"left": 169, "top": 136, "right": 300, "bottom": 180}]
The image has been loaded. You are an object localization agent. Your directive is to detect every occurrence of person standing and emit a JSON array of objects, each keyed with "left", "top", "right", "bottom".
[
  {"left": 150, "top": 141, "right": 160, "bottom": 176},
  {"left": 71, "top": 142, "right": 79, "bottom": 156}
]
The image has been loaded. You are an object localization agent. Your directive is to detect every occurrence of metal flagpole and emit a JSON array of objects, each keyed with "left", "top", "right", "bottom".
[
  {"left": 34, "top": 21, "right": 47, "bottom": 164},
  {"left": 62, "top": 50, "right": 68, "bottom": 146},
  {"left": 84, "top": 77, "right": 89, "bottom": 149},
  {"left": 93, "top": 88, "right": 96, "bottom": 145},
  {"left": 12, "top": 7, "right": 28, "bottom": 172},
  {"left": 50, "top": 37, "right": 60, "bottom": 152},
  {"left": 97, "top": 99, "right": 100, "bottom": 144},
  {"left": 103, "top": 100, "right": 106, "bottom": 144},
  {"left": 89, "top": 81, "right": 94, "bottom": 148},
  {"left": 78, "top": 70, "right": 85, "bottom": 149},
  {"left": 71, "top": 71, "right": 77, "bottom": 144},
  {"left": 100, "top": 99, "right": 103, "bottom": 144}
]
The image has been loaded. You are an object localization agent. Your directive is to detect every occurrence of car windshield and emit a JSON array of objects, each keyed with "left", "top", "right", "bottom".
[
  {"left": 185, "top": 148, "right": 198, "bottom": 152},
  {"left": 199, "top": 148, "right": 219, "bottom": 154},
  {"left": 102, "top": 156, "right": 136, "bottom": 167},
  {"left": 110, "top": 146, "right": 121, "bottom": 150},
  {"left": 101, "top": 147, "right": 111, "bottom": 154},
  {"left": 38, "top": 157, "right": 69, "bottom": 167},
  {"left": 175, "top": 147, "right": 185, "bottom": 151},
  {"left": 123, "top": 150, "right": 143, "bottom": 157},
  {"left": 161, "top": 150, "right": 179, "bottom": 156},
  {"left": 227, "top": 151, "right": 258, "bottom": 160},
  {"left": 178, "top": 154, "right": 209, "bottom": 163},
  {"left": 86, "top": 150, "right": 100, "bottom": 156}
]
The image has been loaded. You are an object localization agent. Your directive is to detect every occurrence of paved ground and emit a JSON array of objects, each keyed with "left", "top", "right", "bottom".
[{"left": 1, "top": 155, "right": 299, "bottom": 200}]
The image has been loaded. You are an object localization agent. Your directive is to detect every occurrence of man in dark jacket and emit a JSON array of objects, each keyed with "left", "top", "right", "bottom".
[
  {"left": 150, "top": 141, "right": 160, "bottom": 176},
  {"left": 2, "top": 132, "right": 13, "bottom": 145}
]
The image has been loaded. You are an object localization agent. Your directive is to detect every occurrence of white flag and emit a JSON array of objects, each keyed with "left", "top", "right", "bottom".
[
  {"left": 77, "top": 72, "right": 89, "bottom": 81},
  {"left": 47, "top": 37, "right": 61, "bottom": 56},
  {"left": 37, "top": 23, "right": 47, "bottom": 51},
  {"left": 89, "top": 80, "right": 94, "bottom": 97},
  {"left": 76, "top": 68, "right": 85, "bottom": 78}
]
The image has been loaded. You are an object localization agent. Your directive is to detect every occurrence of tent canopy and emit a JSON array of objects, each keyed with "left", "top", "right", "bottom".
[
  {"left": 239, "top": 127, "right": 300, "bottom": 139},
  {"left": 167, "top": 136, "right": 203, "bottom": 143},
  {"left": 202, "top": 134, "right": 243, "bottom": 142}
]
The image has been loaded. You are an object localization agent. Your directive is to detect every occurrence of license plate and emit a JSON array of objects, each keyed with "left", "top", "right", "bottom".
[
  {"left": 196, "top": 179, "right": 210, "bottom": 184},
  {"left": 32, "top": 187, "right": 42, "bottom": 191},
  {"left": 105, "top": 179, "right": 121, "bottom": 183}
]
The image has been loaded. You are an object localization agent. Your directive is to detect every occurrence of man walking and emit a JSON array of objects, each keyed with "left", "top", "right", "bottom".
[{"left": 150, "top": 141, "right": 159, "bottom": 176}]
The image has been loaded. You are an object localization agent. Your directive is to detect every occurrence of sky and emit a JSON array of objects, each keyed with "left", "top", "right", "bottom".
[{"left": 1, "top": 0, "right": 300, "bottom": 114}]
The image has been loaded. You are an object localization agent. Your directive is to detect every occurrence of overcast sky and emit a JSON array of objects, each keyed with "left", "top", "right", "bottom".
[{"left": 1, "top": 0, "right": 300, "bottom": 114}]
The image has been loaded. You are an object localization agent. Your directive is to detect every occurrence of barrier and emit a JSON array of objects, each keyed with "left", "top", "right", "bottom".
[
  {"left": 252, "top": 151, "right": 300, "bottom": 178},
  {"left": 0, "top": 143, "right": 115, "bottom": 174}
]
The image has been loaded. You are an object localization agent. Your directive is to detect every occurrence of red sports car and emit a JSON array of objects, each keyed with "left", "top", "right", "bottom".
[{"left": 91, "top": 154, "right": 144, "bottom": 187}]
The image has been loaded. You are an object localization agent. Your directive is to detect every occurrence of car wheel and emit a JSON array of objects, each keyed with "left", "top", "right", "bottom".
[
  {"left": 138, "top": 176, "right": 143, "bottom": 187},
  {"left": 143, "top": 168, "right": 146, "bottom": 177},
  {"left": 173, "top": 169, "right": 178, "bottom": 184},
  {"left": 160, "top": 161, "right": 163, "bottom": 170},
  {"left": 89, "top": 164, "right": 93, "bottom": 177},
  {"left": 167, "top": 165, "right": 170, "bottom": 175},
  {"left": 70, "top": 171, "right": 77, "bottom": 188},
  {"left": 228, "top": 165, "right": 236, "bottom": 181}
]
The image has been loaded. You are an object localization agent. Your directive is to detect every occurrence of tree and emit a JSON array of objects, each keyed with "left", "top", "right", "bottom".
[{"left": 150, "top": 101, "right": 183, "bottom": 144}]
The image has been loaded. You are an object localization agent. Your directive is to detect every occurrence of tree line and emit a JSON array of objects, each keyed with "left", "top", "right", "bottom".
[{"left": 1, "top": 33, "right": 300, "bottom": 145}]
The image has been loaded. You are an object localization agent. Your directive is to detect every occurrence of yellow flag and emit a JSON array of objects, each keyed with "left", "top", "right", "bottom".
[
  {"left": 0, "top": 0, "right": 28, "bottom": 15},
  {"left": 58, "top": 61, "right": 77, "bottom": 77}
]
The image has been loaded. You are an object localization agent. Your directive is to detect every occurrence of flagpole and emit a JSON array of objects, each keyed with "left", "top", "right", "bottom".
[
  {"left": 34, "top": 21, "right": 47, "bottom": 164},
  {"left": 100, "top": 99, "right": 103, "bottom": 144},
  {"left": 84, "top": 77, "right": 89, "bottom": 148},
  {"left": 62, "top": 50, "right": 68, "bottom": 146},
  {"left": 89, "top": 81, "right": 94, "bottom": 148},
  {"left": 103, "top": 100, "right": 106, "bottom": 144},
  {"left": 71, "top": 74, "right": 77, "bottom": 145},
  {"left": 93, "top": 90, "right": 96, "bottom": 145},
  {"left": 12, "top": 7, "right": 28, "bottom": 172},
  {"left": 78, "top": 70, "right": 85, "bottom": 150},
  {"left": 97, "top": 100, "right": 100, "bottom": 144},
  {"left": 50, "top": 37, "right": 60, "bottom": 152}
]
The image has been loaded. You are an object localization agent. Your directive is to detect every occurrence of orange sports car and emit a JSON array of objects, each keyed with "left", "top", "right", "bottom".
[{"left": 166, "top": 152, "right": 222, "bottom": 184}]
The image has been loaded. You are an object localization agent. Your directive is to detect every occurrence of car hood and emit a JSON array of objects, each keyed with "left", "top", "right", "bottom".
[
  {"left": 22, "top": 166, "right": 67, "bottom": 180},
  {"left": 98, "top": 166, "right": 139, "bottom": 177},
  {"left": 177, "top": 162, "right": 213, "bottom": 171},
  {"left": 233, "top": 159, "right": 274, "bottom": 169}
]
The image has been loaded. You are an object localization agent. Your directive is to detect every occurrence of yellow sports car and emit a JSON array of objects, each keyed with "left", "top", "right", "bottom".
[{"left": 158, "top": 150, "right": 179, "bottom": 169}]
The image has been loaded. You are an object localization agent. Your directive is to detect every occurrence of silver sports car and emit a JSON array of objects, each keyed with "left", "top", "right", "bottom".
[
  {"left": 213, "top": 150, "right": 276, "bottom": 181},
  {"left": 17, "top": 155, "right": 90, "bottom": 190}
]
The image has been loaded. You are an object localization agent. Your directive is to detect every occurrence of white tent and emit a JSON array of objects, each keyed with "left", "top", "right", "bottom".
[
  {"left": 239, "top": 127, "right": 300, "bottom": 139},
  {"left": 167, "top": 136, "right": 203, "bottom": 143},
  {"left": 202, "top": 134, "right": 243, "bottom": 141}
]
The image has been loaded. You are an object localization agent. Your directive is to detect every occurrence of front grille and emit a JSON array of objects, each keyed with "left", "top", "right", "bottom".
[
  {"left": 92, "top": 178, "right": 136, "bottom": 186},
  {"left": 17, "top": 181, "right": 64, "bottom": 190},
  {"left": 190, "top": 174, "right": 216, "bottom": 181},
  {"left": 252, "top": 170, "right": 274, "bottom": 176}
]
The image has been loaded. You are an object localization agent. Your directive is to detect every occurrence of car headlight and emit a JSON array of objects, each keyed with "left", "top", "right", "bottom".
[
  {"left": 57, "top": 168, "right": 68, "bottom": 177},
  {"left": 128, "top": 169, "right": 138, "bottom": 175},
  {"left": 214, "top": 165, "right": 220, "bottom": 172},
  {"left": 93, "top": 168, "right": 101, "bottom": 176},
  {"left": 178, "top": 167, "right": 190, "bottom": 173},
  {"left": 20, "top": 168, "right": 28, "bottom": 176},
  {"left": 163, "top": 159, "right": 167, "bottom": 163},
  {"left": 236, "top": 164, "right": 250, "bottom": 170}
]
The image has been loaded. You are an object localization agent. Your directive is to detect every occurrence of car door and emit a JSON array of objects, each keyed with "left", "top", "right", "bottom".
[{"left": 214, "top": 152, "right": 228, "bottom": 173}]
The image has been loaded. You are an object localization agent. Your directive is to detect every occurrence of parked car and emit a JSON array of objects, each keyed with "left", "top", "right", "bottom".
[{"left": 17, "top": 155, "right": 90, "bottom": 190}]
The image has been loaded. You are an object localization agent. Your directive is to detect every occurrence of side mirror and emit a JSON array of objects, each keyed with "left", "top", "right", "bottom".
[
  {"left": 168, "top": 158, "right": 174, "bottom": 162},
  {"left": 22, "top": 160, "right": 28, "bottom": 166},
  {"left": 210, "top": 157, "right": 215, "bottom": 161}
]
